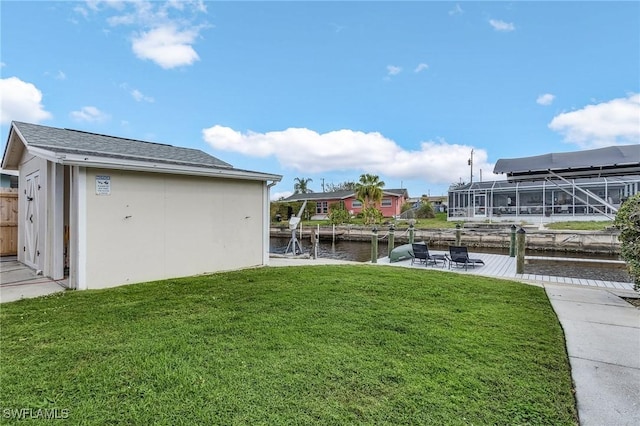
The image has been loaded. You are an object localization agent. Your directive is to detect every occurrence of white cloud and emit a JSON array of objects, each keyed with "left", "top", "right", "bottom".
[
  {"left": 44, "top": 70, "right": 67, "bottom": 80},
  {"left": 549, "top": 93, "right": 640, "bottom": 148},
  {"left": 132, "top": 25, "right": 200, "bottom": 69},
  {"left": 202, "top": 126, "right": 498, "bottom": 185},
  {"left": 414, "top": 63, "right": 429, "bottom": 73},
  {"left": 73, "top": 4, "right": 89, "bottom": 18},
  {"left": 449, "top": 4, "right": 464, "bottom": 16},
  {"left": 271, "top": 191, "right": 293, "bottom": 201},
  {"left": 489, "top": 19, "right": 515, "bottom": 32},
  {"left": 536, "top": 93, "right": 555, "bottom": 106},
  {"left": 0, "top": 77, "right": 52, "bottom": 125},
  {"left": 166, "top": 0, "right": 207, "bottom": 13},
  {"left": 80, "top": 1, "right": 208, "bottom": 69},
  {"left": 329, "top": 23, "right": 346, "bottom": 33},
  {"left": 85, "top": 1, "right": 127, "bottom": 13},
  {"left": 70, "top": 106, "right": 110, "bottom": 122},
  {"left": 386, "top": 65, "right": 402, "bottom": 76},
  {"left": 131, "top": 88, "right": 155, "bottom": 102}
]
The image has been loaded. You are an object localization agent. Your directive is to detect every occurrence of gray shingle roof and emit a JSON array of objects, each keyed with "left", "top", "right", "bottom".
[
  {"left": 12, "top": 121, "right": 232, "bottom": 169},
  {"left": 282, "top": 188, "right": 409, "bottom": 202},
  {"left": 494, "top": 144, "right": 640, "bottom": 180},
  {"left": 283, "top": 190, "right": 353, "bottom": 202}
]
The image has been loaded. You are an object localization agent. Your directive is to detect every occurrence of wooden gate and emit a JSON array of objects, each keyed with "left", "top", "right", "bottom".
[{"left": 0, "top": 188, "right": 18, "bottom": 256}]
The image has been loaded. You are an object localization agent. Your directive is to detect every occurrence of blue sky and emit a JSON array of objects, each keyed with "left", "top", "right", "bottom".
[{"left": 1, "top": 1, "right": 639, "bottom": 200}]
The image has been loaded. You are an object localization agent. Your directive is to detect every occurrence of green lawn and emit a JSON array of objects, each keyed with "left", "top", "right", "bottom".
[
  {"left": 298, "top": 213, "right": 459, "bottom": 229},
  {"left": 0, "top": 266, "right": 577, "bottom": 425},
  {"left": 295, "top": 214, "right": 619, "bottom": 232}
]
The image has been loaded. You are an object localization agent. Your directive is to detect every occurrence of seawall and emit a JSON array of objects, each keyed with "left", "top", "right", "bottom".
[{"left": 270, "top": 225, "right": 622, "bottom": 255}]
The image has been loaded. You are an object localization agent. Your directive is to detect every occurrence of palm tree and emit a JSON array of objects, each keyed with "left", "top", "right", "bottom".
[
  {"left": 355, "top": 173, "right": 385, "bottom": 208},
  {"left": 293, "top": 177, "right": 313, "bottom": 194}
]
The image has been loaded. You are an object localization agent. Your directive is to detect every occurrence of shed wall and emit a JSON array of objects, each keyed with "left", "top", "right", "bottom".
[{"left": 84, "top": 168, "right": 266, "bottom": 289}]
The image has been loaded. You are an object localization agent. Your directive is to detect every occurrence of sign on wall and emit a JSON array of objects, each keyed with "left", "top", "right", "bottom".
[{"left": 96, "top": 175, "right": 111, "bottom": 195}]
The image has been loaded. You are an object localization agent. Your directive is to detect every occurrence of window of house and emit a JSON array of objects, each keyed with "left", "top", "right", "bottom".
[
  {"left": 316, "top": 201, "right": 328, "bottom": 214},
  {"left": 381, "top": 198, "right": 392, "bottom": 207},
  {"left": 352, "top": 200, "right": 362, "bottom": 208}
]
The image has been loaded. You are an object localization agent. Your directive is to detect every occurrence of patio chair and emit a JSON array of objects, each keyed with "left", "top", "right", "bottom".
[
  {"left": 411, "top": 243, "right": 447, "bottom": 268},
  {"left": 411, "top": 243, "right": 429, "bottom": 266},
  {"left": 448, "top": 246, "right": 485, "bottom": 270}
]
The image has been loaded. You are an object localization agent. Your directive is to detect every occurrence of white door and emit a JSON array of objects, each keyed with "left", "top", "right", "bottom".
[
  {"left": 24, "top": 171, "right": 40, "bottom": 269},
  {"left": 474, "top": 193, "right": 487, "bottom": 217}
]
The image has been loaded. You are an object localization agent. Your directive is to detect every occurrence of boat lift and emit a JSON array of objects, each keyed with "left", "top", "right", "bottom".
[{"left": 284, "top": 200, "right": 307, "bottom": 255}]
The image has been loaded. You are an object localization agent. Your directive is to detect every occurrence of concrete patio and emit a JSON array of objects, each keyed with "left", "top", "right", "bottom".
[{"left": 0, "top": 257, "right": 67, "bottom": 303}]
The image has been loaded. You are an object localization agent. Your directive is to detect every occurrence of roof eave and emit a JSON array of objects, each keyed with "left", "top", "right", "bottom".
[
  {"left": 57, "top": 153, "right": 282, "bottom": 182},
  {"left": 505, "top": 165, "right": 640, "bottom": 182},
  {"left": 1, "top": 123, "right": 27, "bottom": 170}
]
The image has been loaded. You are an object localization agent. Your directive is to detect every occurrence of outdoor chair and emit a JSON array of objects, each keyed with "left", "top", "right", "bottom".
[
  {"left": 411, "top": 243, "right": 428, "bottom": 266},
  {"left": 447, "top": 246, "right": 485, "bottom": 270},
  {"left": 411, "top": 243, "right": 447, "bottom": 268}
]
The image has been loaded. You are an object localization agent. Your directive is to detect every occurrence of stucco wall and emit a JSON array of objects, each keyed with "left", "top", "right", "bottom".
[
  {"left": 345, "top": 196, "right": 405, "bottom": 217},
  {"left": 84, "top": 168, "right": 266, "bottom": 289}
]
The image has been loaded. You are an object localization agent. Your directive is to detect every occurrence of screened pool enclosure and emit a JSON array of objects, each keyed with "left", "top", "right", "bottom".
[
  {"left": 447, "top": 176, "right": 639, "bottom": 222},
  {"left": 449, "top": 144, "right": 640, "bottom": 222}
]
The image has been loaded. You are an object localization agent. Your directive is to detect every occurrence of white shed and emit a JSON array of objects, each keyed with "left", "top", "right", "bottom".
[{"left": 1, "top": 121, "right": 282, "bottom": 290}]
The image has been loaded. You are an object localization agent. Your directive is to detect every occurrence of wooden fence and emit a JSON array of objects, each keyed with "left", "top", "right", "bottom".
[{"left": 0, "top": 188, "right": 18, "bottom": 256}]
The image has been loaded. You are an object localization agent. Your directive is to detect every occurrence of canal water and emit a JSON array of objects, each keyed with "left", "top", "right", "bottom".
[{"left": 270, "top": 237, "right": 632, "bottom": 283}]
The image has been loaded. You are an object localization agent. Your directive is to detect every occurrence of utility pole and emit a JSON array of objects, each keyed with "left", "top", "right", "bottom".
[
  {"left": 322, "top": 178, "right": 325, "bottom": 192},
  {"left": 468, "top": 149, "right": 474, "bottom": 183}
]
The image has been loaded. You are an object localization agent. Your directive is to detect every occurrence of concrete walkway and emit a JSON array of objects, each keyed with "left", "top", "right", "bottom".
[
  {"left": 546, "top": 285, "right": 640, "bottom": 426},
  {"left": 0, "top": 259, "right": 67, "bottom": 303}
]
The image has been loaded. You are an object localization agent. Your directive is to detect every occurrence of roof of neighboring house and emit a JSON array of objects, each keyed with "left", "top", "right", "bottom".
[
  {"left": 2, "top": 122, "right": 282, "bottom": 182},
  {"left": 281, "top": 188, "right": 409, "bottom": 202},
  {"left": 494, "top": 144, "right": 640, "bottom": 181}
]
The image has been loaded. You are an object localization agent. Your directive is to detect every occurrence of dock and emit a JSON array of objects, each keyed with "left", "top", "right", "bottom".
[{"left": 377, "top": 251, "right": 636, "bottom": 292}]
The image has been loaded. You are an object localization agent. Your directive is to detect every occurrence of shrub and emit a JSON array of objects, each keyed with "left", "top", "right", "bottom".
[
  {"left": 328, "top": 202, "right": 351, "bottom": 225},
  {"left": 400, "top": 202, "right": 415, "bottom": 213},
  {"left": 362, "top": 206, "right": 384, "bottom": 225},
  {"left": 416, "top": 202, "right": 435, "bottom": 219},
  {"left": 270, "top": 201, "right": 317, "bottom": 222},
  {"left": 614, "top": 193, "right": 640, "bottom": 290}
]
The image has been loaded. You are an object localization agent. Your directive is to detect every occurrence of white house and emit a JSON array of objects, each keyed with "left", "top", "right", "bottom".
[
  {"left": 1, "top": 121, "right": 282, "bottom": 290},
  {"left": 448, "top": 144, "right": 640, "bottom": 223}
]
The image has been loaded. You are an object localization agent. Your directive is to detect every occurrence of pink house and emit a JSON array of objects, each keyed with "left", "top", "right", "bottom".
[{"left": 282, "top": 189, "right": 409, "bottom": 219}]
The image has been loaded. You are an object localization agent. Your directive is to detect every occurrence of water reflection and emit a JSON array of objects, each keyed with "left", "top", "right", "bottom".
[
  {"left": 270, "top": 237, "right": 388, "bottom": 262},
  {"left": 270, "top": 237, "right": 632, "bottom": 283}
]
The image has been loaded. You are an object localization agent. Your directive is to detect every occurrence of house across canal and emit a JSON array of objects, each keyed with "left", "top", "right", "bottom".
[{"left": 448, "top": 144, "right": 640, "bottom": 223}]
